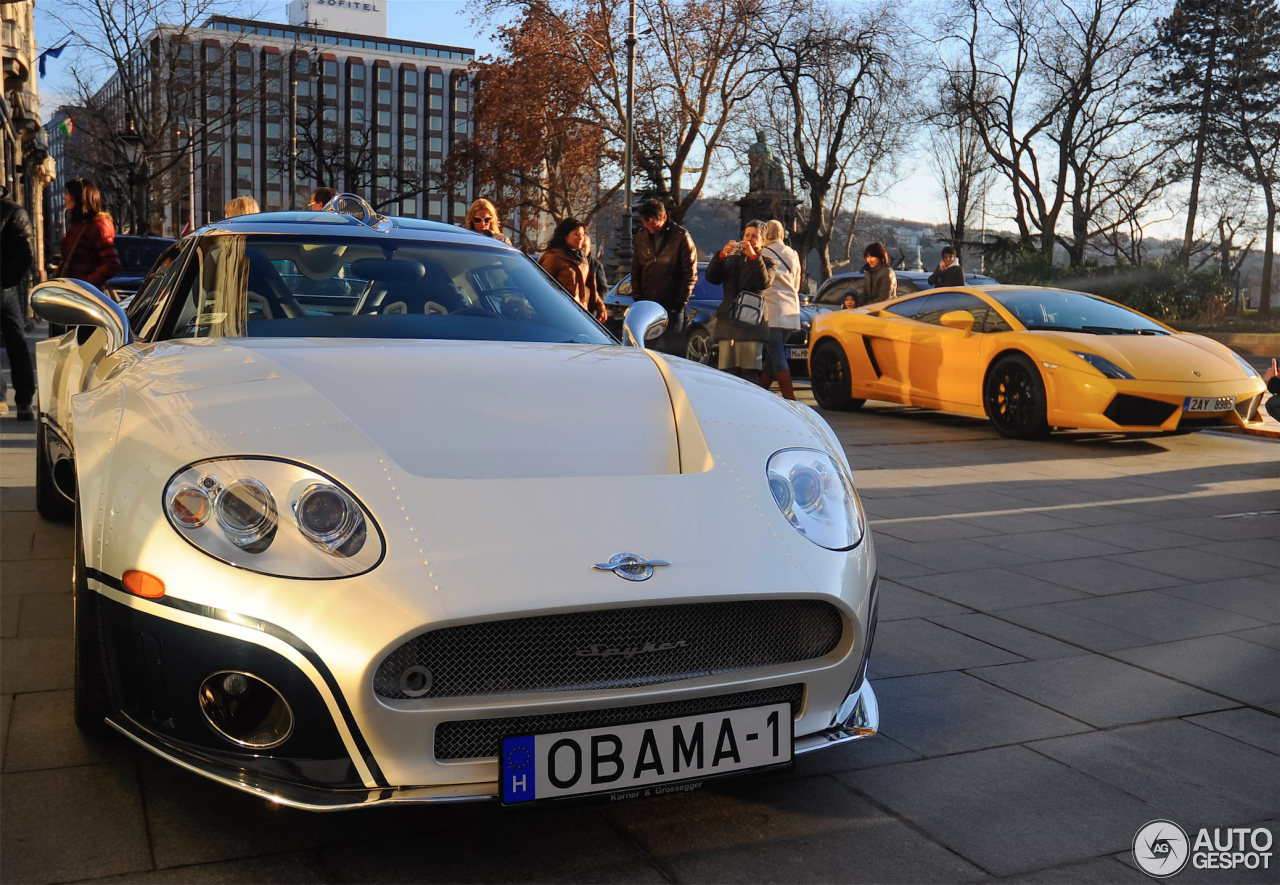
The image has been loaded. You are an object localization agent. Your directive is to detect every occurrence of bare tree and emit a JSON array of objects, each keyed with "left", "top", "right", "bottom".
[
  {"left": 749, "top": 0, "right": 911, "bottom": 280},
  {"left": 50, "top": 0, "right": 265, "bottom": 233},
  {"left": 943, "top": 0, "right": 1163, "bottom": 266},
  {"left": 926, "top": 75, "right": 993, "bottom": 268},
  {"left": 476, "top": 0, "right": 765, "bottom": 223}
]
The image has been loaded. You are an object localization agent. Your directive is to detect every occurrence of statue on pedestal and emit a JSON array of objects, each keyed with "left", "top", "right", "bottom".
[{"left": 738, "top": 131, "right": 799, "bottom": 234}]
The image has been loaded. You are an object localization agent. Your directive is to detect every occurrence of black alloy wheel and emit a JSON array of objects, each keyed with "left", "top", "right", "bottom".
[
  {"left": 73, "top": 509, "right": 113, "bottom": 737},
  {"left": 984, "top": 352, "right": 1050, "bottom": 439},
  {"left": 811, "top": 340, "right": 865, "bottom": 411},
  {"left": 685, "top": 326, "right": 712, "bottom": 364}
]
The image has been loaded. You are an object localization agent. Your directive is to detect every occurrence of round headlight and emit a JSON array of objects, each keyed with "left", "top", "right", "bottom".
[
  {"left": 766, "top": 448, "right": 864, "bottom": 551},
  {"left": 167, "top": 483, "right": 211, "bottom": 528},
  {"left": 294, "top": 483, "right": 366, "bottom": 556},
  {"left": 215, "top": 479, "right": 277, "bottom": 551}
]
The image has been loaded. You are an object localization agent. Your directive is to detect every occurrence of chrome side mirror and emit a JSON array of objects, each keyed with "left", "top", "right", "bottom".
[
  {"left": 32, "top": 279, "right": 131, "bottom": 353},
  {"left": 622, "top": 301, "right": 669, "bottom": 348}
]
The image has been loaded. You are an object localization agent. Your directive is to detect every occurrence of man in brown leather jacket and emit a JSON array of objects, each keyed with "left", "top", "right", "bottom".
[{"left": 630, "top": 199, "right": 697, "bottom": 351}]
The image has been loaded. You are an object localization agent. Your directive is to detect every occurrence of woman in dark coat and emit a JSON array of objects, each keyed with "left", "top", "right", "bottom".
[
  {"left": 704, "top": 220, "right": 776, "bottom": 379},
  {"left": 857, "top": 242, "right": 897, "bottom": 305},
  {"left": 539, "top": 218, "right": 607, "bottom": 322},
  {"left": 58, "top": 179, "right": 121, "bottom": 293}
]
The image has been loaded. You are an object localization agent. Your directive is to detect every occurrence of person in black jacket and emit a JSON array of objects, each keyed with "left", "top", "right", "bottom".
[
  {"left": 631, "top": 199, "right": 697, "bottom": 352},
  {"left": 1265, "top": 359, "right": 1280, "bottom": 423},
  {"left": 928, "top": 245, "right": 965, "bottom": 288},
  {"left": 704, "top": 220, "right": 776, "bottom": 380},
  {"left": 0, "top": 187, "right": 37, "bottom": 420}
]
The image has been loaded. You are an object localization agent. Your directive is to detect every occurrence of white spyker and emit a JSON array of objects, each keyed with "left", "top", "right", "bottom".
[{"left": 32, "top": 199, "right": 879, "bottom": 810}]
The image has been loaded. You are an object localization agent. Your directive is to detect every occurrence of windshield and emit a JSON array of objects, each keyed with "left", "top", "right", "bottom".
[
  {"left": 164, "top": 235, "right": 613, "bottom": 345},
  {"left": 988, "top": 288, "right": 1167, "bottom": 334}
]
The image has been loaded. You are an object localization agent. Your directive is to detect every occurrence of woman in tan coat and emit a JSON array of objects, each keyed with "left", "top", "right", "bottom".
[{"left": 539, "top": 217, "right": 606, "bottom": 322}]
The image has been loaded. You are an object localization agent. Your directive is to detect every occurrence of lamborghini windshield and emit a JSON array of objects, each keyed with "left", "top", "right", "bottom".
[
  {"left": 989, "top": 288, "right": 1167, "bottom": 335},
  {"left": 161, "top": 235, "right": 612, "bottom": 345}
]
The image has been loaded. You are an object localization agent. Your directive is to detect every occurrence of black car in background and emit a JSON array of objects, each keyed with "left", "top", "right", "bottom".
[
  {"left": 812, "top": 270, "right": 999, "bottom": 308},
  {"left": 110, "top": 235, "right": 175, "bottom": 303},
  {"left": 603, "top": 265, "right": 812, "bottom": 374}
]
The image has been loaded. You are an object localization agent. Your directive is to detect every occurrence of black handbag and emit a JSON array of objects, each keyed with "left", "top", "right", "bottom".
[{"left": 729, "top": 289, "right": 767, "bottom": 329}]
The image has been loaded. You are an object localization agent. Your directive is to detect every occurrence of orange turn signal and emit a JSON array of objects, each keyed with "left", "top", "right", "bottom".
[{"left": 122, "top": 570, "right": 166, "bottom": 599}]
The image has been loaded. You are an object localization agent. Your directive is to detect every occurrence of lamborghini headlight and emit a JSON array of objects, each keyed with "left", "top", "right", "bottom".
[
  {"left": 766, "top": 448, "right": 865, "bottom": 550},
  {"left": 164, "top": 458, "right": 383, "bottom": 578},
  {"left": 1072, "top": 351, "right": 1134, "bottom": 380},
  {"left": 1229, "top": 351, "right": 1260, "bottom": 378}
]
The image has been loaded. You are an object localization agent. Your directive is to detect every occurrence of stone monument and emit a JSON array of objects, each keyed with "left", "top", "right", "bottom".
[{"left": 737, "top": 130, "right": 799, "bottom": 233}]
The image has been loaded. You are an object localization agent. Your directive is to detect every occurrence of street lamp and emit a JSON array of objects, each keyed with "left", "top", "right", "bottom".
[
  {"left": 175, "top": 116, "right": 197, "bottom": 234},
  {"left": 118, "top": 112, "right": 146, "bottom": 234},
  {"left": 616, "top": 0, "right": 637, "bottom": 271}
]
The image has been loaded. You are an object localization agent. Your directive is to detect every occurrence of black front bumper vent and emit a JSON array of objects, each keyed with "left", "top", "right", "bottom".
[
  {"left": 434, "top": 683, "right": 805, "bottom": 760},
  {"left": 375, "top": 600, "right": 844, "bottom": 700},
  {"left": 1103, "top": 394, "right": 1178, "bottom": 427}
]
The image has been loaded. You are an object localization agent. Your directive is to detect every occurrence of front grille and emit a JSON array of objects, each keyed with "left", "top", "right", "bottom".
[
  {"left": 1103, "top": 394, "right": 1178, "bottom": 427},
  {"left": 434, "top": 683, "right": 805, "bottom": 760},
  {"left": 375, "top": 600, "right": 843, "bottom": 700},
  {"left": 1237, "top": 393, "right": 1263, "bottom": 422}
]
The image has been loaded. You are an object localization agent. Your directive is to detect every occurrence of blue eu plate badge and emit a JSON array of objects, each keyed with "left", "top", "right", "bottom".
[{"left": 502, "top": 735, "right": 536, "bottom": 803}]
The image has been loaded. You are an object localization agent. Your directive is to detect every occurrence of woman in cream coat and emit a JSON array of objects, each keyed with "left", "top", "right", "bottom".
[{"left": 758, "top": 220, "right": 802, "bottom": 400}]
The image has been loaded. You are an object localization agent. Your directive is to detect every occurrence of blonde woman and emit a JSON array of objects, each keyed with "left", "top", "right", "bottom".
[
  {"left": 758, "top": 219, "right": 801, "bottom": 400},
  {"left": 224, "top": 196, "right": 260, "bottom": 218},
  {"left": 463, "top": 199, "right": 512, "bottom": 244}
]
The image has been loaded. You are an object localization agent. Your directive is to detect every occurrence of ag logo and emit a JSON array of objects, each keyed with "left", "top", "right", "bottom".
[{"left": 1134, "top": 820, "right": 1190, "bottom": 878}]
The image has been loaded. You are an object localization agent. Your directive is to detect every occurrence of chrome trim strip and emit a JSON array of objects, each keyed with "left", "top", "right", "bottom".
[
  {"left": 794, "top": 682, "right": 879, "bottom": 755},
  {"left": 107, "top": 716, "right": 497, "bottom": 811}
]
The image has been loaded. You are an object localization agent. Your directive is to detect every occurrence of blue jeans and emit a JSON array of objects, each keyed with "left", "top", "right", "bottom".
[{"left": 762, "top": 327, "right": 790, "bottom": 373}]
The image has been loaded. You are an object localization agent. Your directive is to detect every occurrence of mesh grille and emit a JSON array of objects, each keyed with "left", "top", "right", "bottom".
[
  {"left": 375, "top": 600, "right": 843, "bottom": 700},
  {"left": 1237, "top": 393, "right": 1263, "bottom": 422},
  {"left": 434, "top": 683, "right": 805, "bottom": 760}
]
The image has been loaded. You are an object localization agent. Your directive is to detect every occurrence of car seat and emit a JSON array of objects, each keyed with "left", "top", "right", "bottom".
[
  {"left": 247, "top": 250, "right": 307, "bottom": 319},
  {"left": 360, "top": 261, "right": 468, "bottom": 315}
]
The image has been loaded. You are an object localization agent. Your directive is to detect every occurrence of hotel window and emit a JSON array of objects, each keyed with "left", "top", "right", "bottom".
[
  {"left": 297, "top": 57, "right": 310, "bottom": 74},
  {"left": 404, "top": 135, "right": 419, "bottom": 153},
  {"left": 267, "top": 168, "right": 282, "bottom": 185},
  {"left": 403, "top": 92, "right": 417, "bottom": 108},
  {"left": 429, "top": 137, "right": 442, "bottom": 153},
  {"left": 266, "top": 190, "right": 282, "bottom": 208},
  {"left": 377, "top": 132, "right": 391, "bottom": 148},
  {"left": 351, "top": 108, "right": 366, "bottom": 125},
  {"left": 429, "top": 94, "right": 442, "bottom": 110},
  {"left": 207, "top": 95, "right": 222, "bottom": 111},
  {"left": 237, "top": 119, "right": 252, "bottom": 137},
  {"left": 378, "top": 110, "right": 391, "bottom": 127},
  {"left": 324, "top": 83, "right": 337, "bottom": 99},
  {"left": 430, "top": 73, "right": 442, "bottom": 89},
  {"left": 324, "top": 60, "right": 337, "bottom": 77},
  {"left": 377, "top": 175, "right": 392, "bottom": 190},
  {"left": 402, "top": 198, "right": 416, "bottom": 215},
  {"left": 266, "top": 122, "right": 281, "bottom": 139},
  {"left": 453, "top": 97, "right": 468, "bottom": 113},
  {"left": 429, "top": 116, "right": 442, "bottom": 131},
  {"left": 237, "top": 50, "right": 251, "bottom": 67},
  {"left": 402, "top": 113, "right": 417, "bottom": 129},
  {"left": 377, "top": 67, "right": 391, "bottom": 82},
  {"left": 350, "top": 63, "right": 364, "bottom": 79},
  {"left": 205, "top": 46, "right": 221, "bottom": 63},
  {"left": 404, "top": 70, "right": 418, "bottom": 86},
  {"left": 428, "top": 196, "right": 442, "bottom": 217},
  {"left": 378, "top": 88, "right": 391, "bottom": 105},
  {"left": 453, "top": 119, "right": 467, "bottom": 134},
  {"left": 350, "top": 86, "right": 365, "bottom": 103},
  {"left": 296, "top": 81, "right": 310, "bottom": 97},
  {"left": 453, "top": 201, "right": 466, "bottom": 220},
  {"left": 323, "top": 107, "right": 338, "bottom": 122},
  {"left": 237, "top": 143, "right": 253, "bottom": 159},
  {"left": 237, "top": 74, "right": 251, "bottom": 91},
  {"left": 349, "top": 131, "right": 364, "bottom": 146}
]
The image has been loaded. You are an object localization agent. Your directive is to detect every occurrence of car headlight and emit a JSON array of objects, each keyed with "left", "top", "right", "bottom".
[
  {"left": 1229, "top": 351, "right": 1260, "bottom": 378},
  {"left": 766, "top": 448, "right": 864, "bottom": 550},
  {"left": 164, "top": 458, "right": 383, "bottom": 578},
  {"left": 1072, "top": 351, "right": 1134, "bottom": 380}
]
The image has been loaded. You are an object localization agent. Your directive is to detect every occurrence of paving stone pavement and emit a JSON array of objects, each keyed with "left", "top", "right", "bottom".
[{"left": 2, "top": 396, "right": 1278, "bottom": 884}]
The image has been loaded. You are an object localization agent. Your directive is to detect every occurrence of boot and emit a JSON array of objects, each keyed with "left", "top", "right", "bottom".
[{"left": 777, "top": 370, "right": 797, "bottom": 400}]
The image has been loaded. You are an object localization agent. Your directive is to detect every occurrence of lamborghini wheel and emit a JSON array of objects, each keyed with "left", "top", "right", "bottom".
[
  {"left": 811, "top": 341, "right": 865, "bottom": 412},
  {"left": 985, "top": 353, "right": 1049, "bottom": 439}
]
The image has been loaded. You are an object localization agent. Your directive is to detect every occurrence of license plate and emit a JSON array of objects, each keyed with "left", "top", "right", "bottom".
[
  {"left": 787, "top": 347, "right": 809, "bottom": 361},
  {"left": 1184, "top": 395, "right": 1235, "bottom": 412},
  {"left": 501, "top": 702, "right": 793, "bottom": 804}
]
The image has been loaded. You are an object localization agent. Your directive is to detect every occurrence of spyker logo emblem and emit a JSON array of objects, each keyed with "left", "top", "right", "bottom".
[
  {"left": 576, "top": 640, "right": 689, "bottom": 658},
  {"left": 592, "top": 552, "right": 670, "bottom": 582}
]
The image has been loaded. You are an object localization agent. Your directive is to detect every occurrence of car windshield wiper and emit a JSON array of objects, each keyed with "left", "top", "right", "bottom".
[{"left": 1079, "top": 325, "right": 1167, "bottom": 335}]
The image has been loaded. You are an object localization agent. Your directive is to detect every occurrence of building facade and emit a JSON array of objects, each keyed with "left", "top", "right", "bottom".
[
  {"left": 46, "top": 12, "right": 476, "bottom": 240},
  {"left": 2, "top": 0, "right": 54, "bottom": 274}
]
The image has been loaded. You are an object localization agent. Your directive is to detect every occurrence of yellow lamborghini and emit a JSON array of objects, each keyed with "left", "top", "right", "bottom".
[{"left": 807, "top": 285, "right": 1268, "bottom": 439}]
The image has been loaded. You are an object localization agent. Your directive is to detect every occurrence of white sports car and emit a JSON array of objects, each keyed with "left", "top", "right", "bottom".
[{"left": 32, "top": 198, "right": 879, "bottom": 810}]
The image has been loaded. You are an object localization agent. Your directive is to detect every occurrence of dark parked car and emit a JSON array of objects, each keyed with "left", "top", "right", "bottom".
[
  {"left": 812, "top": 270, "right": 999, "bottom": 308},
  {"left": 109, "top": 236, "right": 176, "bottom": 302},
  {"left": 604, "top": 265, "right": 812, "bottom": 374}
]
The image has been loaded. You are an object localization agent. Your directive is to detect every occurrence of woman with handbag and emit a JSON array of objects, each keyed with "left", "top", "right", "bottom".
[
  {"left": 53, "top": 179, "right": 121, "bottom": 336},
  {"left": 705, "top": 220, "right": 776, "bottom": 380},
  {"left": 757, "top": 220, "right": 802, "bottom": 400}
]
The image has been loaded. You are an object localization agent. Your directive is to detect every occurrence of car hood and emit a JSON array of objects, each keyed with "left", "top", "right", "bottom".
[
  {"left": 122, "top": 338, "right": 682, "bottom": 479},
  {"left": 1030, "top": 331, "right": 1248, "bottom": 382}
]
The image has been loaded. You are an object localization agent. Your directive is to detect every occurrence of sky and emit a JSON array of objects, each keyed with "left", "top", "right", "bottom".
[{"left": 34, "top": 0, "right": 1183, "bottom": 242}]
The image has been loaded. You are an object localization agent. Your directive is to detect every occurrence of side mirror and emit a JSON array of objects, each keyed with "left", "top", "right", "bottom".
[
  {"left": 939, "top": 309, "right": 975, "bottom": 336},
  {"left": 622, "top": 300, "right": 669, "bottom": 348},
  {"left": 32, "top": 279, "right": 131, "bottom": 353}
]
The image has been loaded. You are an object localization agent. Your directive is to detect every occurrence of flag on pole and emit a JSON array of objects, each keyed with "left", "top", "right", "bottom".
[
  {"left": 38, "top": 40, "right": 70, "bottom": 78},
  {"left": 180, "top": 215, "right": 193, "bottom": 237},
  {"left": 57, "top": 116, "right": 75, "bottom": 138}
]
